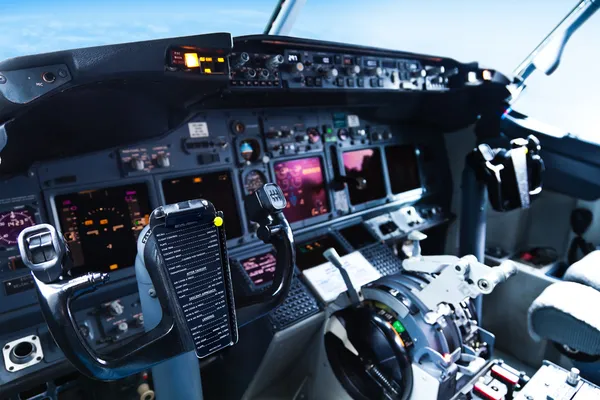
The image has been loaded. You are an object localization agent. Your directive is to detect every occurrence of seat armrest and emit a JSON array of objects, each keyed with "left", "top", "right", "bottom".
[
  {"left": 529, "top": 281, "right": 600, "bottom": 355},
  {"left": 564, "top": 250, "right": 600, "bottom": 292}
]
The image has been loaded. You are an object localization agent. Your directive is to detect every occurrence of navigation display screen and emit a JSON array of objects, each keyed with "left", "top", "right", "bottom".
[
  {"left": 342, "top": 148, "right": 386, "bottom": 205},
  {"left": 296, "top": 235, "right": 347, "bottom": 271},
  {"left": 385, "top": 145, "right": 421, "bottom": 194},
  {"left": 240, "top": 251, "right": 277, "bottom": 286},
  {"left": 0, "top": 206, "right": 37, "bottom": 250},
  {"left": 274, "top": 157, "right": 329, "bottom": 223},
  {"left": 54, "top": 183, "right": 151, "bottom": 273},
  {"left": 162, "top": 171, "right": 243, "bottom": 239}
]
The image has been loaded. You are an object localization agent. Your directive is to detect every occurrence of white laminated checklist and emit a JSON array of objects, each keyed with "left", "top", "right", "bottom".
[{"left": 302, "top": 251, "right": 382, "bottom": 303}]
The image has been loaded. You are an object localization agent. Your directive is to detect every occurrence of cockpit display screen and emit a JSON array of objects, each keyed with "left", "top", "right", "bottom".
[
  {"left": 240, "top": 251, "right": 277, "bottom": 286},
  {"left": 385, "top": 145, "right": 421, "bottom": 194},
  {"left": 0, "top": 206, "right": 36, "bottom": 249},
  {"left": 161, "top": 171, "right": 243, "bottom": 239},
  {"left": 54, "top": 183, "right": 151, "bottom": 274},
  {"left": 342, "top": 148, "right": 386, "bottom": 205},
  {"left": 274, "top": 157, "right": 329, "bottom": 223},
  {"left": 296, "top": 234, "right": 348, "bottom": 271}
]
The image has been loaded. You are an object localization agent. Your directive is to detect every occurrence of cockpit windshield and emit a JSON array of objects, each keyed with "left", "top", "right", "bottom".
[
  {"left": 0, "top": 0, "right": 278, "bottom": 60},
  {"left": 1, "top": 0, "right": 598, "bottom": 142}
]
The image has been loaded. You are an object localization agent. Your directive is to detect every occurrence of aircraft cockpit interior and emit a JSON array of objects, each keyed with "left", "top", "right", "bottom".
[{"left": 1, "top": 1, "right": 600, "bottom": 399}]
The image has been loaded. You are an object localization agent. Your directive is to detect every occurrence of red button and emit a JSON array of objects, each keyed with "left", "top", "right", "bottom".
[
  {"left": 473, "top": 382, "right": 502, "bottom": 400},
  {"left": 491, "top": 365, "right": 520, "bottom": 385}
]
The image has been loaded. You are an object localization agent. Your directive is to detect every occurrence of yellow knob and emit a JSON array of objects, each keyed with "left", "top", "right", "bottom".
[{"left": 214, "top": 216, "right": 224, "bottom": 227}]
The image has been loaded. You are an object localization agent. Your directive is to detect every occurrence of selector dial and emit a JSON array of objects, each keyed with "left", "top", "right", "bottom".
[
  {"left": 266, "top": 54, "right": 284, "bottom": 69},
  {"left": 156, "top": 154, "right": 170, "bottom": 168},
  {"left": 319, "top": 67, "right": 338, "bottom": 79},
  {"left": 108, "top": 301, "right": 124, "bottom": 317},
  {"left": 367, "top": 67, "right": 383, "bottom": 77},
  {"left": 233, "top": 52, "right": 250, "bottom": 68},
  {"left": 307, "top": 128, "right": 321, "bottom": 144},
  {"left": 117, "top": 322, "right": 129, "bottom": 334},
  {"left": 245, "top": 69, "right": 257, "bottom": 79},
  {"left": 288, "top": 62, "right": 304, "bottom": 73},
  {"left": 259, "top": 69, "right": 270, "bottom": 79},
  {"left": 346, "top": 65, "right": 361, "bottom": 76},
  {"left": 338, "top": 128, "right": 349, "bottom": 141},
  {"left": 129, "top": 157, "right": 145, "bottom": 171}
]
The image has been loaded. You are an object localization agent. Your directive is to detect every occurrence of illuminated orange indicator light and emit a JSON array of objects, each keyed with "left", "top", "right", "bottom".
[
  {"left": 199, "top": 57, "right": 206, "bottom": 62},
  {"left": 184, "top": 53, "right": 200, "bottom": 68},
  {"left": 100, "top": 219, "right": 109, "bottom": 225},
  {"left": 84, "top": 220, "right": 93, "bottom": 226},
  {"left": 193, "top": 177, "right": 202, "bottom": 183},
  {"left": 109, "top": 264, "right": 119, "bottom": 271},
  {"left": 204, "top": 68, "right": 212, "bottom": 74},
  {"left": 205, "top": 57, "right": 213, "bottom": 62},
  {"left": 217, "top": 57, "right": 225, "bottom": 63}
]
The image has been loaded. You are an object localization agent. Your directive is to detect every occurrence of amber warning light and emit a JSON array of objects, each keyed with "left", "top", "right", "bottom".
[{"left": 184, "top": 53, "right": 200, "bottom": 68}]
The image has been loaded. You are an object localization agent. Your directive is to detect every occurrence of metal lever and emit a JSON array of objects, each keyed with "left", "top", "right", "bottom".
[
  {"left": 323, "top": 248, "right": 360, "bottom": 305},
  {"left": 407, "top": 230, "right": 427, "bottom": 258},
  {"left": 403, "top": 254, "right": 517, "bottom": 312}
]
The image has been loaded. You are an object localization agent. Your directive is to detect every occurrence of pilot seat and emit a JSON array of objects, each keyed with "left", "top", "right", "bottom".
[{"left": 529, "top": 250, "right": 600, "bottom": 381}]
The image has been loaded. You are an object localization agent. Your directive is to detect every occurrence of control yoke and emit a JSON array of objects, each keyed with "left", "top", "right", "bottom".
[{"left": 17, "top": 183, "right": 294, "bottom": 380}]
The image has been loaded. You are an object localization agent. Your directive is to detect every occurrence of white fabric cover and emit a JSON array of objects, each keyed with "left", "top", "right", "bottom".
[
  {"left": 564, "top": 250, "right": 600, "bottom": 292},
  {"left": 528, "top": 281, "right": 600, "bottom": 355}
]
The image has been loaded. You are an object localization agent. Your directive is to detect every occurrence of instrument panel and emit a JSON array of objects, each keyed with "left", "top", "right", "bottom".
[
  {"left": 228, "top": 36, "right": 466, "bottom": 92},
  {"left": 0, "top": 107, "right": 448, "bottom": 302}
]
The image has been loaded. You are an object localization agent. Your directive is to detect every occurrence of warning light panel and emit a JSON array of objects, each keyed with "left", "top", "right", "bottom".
[{"left": 167, "top": 46, "right": 228, "bottom": 75}]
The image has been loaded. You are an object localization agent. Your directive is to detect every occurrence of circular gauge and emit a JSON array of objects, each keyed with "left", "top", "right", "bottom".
[
  {"left": 0, "top": 209, "right": 36, "bottom": 246},
  {"left": 244, "top": 170, "right": 267, "bottom": 194},
  {"left": 239, "top": 139, "right": 261, "bottom": 162},
  {"left": 338, "top": 128, "right": 349, "bottom": 141},
  {"left": 307, "top": 128, "right": 321, "bottom": 144}
]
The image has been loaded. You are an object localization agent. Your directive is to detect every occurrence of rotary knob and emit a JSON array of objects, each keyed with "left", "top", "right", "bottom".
[
  {"left": 117, "top": 322, "right": 129, "bottom": 334},
  {"left": 129, "top": 157, "right": 145, "bottom": 171},
  {"left": 346, "top": 65, "right": 361, "bottom": 76},
  {"left": 338, "top": 128, "right": 349, "bottom": 141},
  {"left": 319, "top": 67, "right": 338, "bottom": 79},
  {"left": 156, "top": 153, "right": 170, "bottom": 168},
  {"left": 307, "top": 128, "right": 321, "bottom": 144},
  {"left": 244, "top": 69, "right": 257, "bottom": 79},
  {"left": 287, "top": 62, "right": 304, "bottom": 73},
  {"left": 259, "top": 69, "right": 270, "bottom": 79},
  {"left": 266, "top": 54, "right": 284, "bottom": 69},
  {"left": 108, "top": 301, "right": 124, "bottom": 317},
  {"left": 367, "top": 67, "right": 383, "bottom": 77},
  {"left": 233, "top": 52, "right": 250, "bottom": 68}
]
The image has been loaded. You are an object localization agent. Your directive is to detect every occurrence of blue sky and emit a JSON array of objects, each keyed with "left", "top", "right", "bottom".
[{"left": 0, "top": 0, "right": 597, "bottom": 141}]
